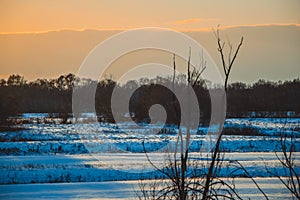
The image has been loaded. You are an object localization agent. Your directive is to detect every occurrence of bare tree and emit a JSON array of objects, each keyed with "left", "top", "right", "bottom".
[
  {"left": 264, "top": 126, "right": 300, "bottom": 199},
  {"left": 137, "top": 49, "right": 208, "bottom": 199},
  {"left": 230, "top": 160, "right": 269, "bottom": 200},
  {"left": 214, "top": 25, "right": 243, "bottom": 92},
  {"left": 201, "top": 25, "right": 243, "bottom": 200},
  {"left": 137, "top": 26, "right": 244, "bottom": 200}
]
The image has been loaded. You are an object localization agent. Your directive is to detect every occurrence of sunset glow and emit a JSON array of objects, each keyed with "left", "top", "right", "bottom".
[
  {"left": 0, "top": 0, "right": 299, "bottom": 82},
  {"left": 1, "top": 0, "right": 299, "bottom": 33}
]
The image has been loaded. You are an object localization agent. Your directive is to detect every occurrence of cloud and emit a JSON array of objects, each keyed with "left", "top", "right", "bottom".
[
  {"left": 0, "top": 28, "right": 122, "bottom": 35},
  {"left": 178, "top": 23, "right": 300, "bottom": 32},
  {"left": 221, "top": 23, "right": 300, "bottom": 29},
  {"left": 1, "top": 23, "right": 299, "bottom": 35},
  {"left": 173, "top": 18, "right": 217, "bottom": 25}
]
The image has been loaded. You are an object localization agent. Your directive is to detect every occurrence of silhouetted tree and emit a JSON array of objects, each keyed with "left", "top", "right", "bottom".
[{"left": 0, "top": 73, "right": 299, "bottom": 125}]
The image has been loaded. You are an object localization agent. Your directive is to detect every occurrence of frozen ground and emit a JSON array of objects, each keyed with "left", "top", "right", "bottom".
[
  {"left": 1, "top": 117, "right": 299, "bottom": 155},
  {"left": 0, "top": 153, "right": 299, "bottom": 184},
  {"left": 0, "top": 178, "right": 294, "bottom": 200},
  {"left": 0, "top": 114, "right": 299, "bottom": 199}
]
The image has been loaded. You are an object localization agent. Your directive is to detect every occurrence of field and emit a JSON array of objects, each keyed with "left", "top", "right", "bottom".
[{"left": 0, "top": 114, "right": 299, "bottom": 199}]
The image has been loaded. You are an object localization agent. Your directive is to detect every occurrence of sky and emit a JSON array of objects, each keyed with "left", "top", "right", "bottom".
[
  {"left": 0, "top": 0, "right": 299, "bottom": 83},
  {"left": 1, "top": 0, "right": 299, "bottom": 33}
]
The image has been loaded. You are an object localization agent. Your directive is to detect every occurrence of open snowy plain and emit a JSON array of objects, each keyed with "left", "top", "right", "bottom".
[{"left": 0, "top": 114, "right": 299, "bottom": 199}]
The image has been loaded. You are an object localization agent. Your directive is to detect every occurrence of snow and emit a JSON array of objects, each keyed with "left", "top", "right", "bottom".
[
  {"left": 0, "top": 114, "right": 299, "bottom": 199},
  {"left": 0, "top": 178, "right": 294, "bottom": 200},
  {"left": 0, "top": 153, "right": 299, "bottom": 184},
  {"left": 1, "top": 117, "right": 299, "bottom": 155},
  {"left": 225, "top": 118, "right": 300, "bottom": 136}
]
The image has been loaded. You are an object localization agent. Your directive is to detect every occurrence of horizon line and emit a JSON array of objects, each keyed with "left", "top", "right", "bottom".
[
  {"left": 0, "top": 73, "right": 299, "bottom": 84},
  {"left": 0, "top": 23, "right": 299, "bottom": 35}
]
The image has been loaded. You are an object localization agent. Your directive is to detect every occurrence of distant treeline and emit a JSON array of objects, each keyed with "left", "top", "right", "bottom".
[{"left": 0, "top": 74, "right": 299, "bottom": 124}]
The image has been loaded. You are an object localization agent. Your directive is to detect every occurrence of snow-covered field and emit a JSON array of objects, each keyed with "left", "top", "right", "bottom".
[
  {"left": 0, "top": 114, "right": 299, "bottom": 199},
  {"left": 0, "top": 178, "right": 294, "bottom": 200},
  {"left": 1, "top": 152, "right": 299, "bottom": 185}
]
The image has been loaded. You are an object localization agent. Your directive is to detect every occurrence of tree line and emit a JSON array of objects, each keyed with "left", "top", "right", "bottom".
[{"left": 0, "top": 73, "right": 299, "bottom": 124}]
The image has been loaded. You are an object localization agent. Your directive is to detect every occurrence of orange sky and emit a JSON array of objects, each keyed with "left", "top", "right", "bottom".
[
  {"left": 0, "top": 0, "right": 299, "bottom": 33},
  {"left": 0, "top": 1, "right": 299, "bottom": 83}
]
